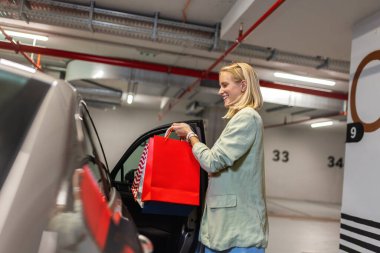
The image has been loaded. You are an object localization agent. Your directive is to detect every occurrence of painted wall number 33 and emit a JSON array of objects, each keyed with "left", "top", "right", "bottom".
[{"left": 272, "top": 149, "right": 289, "bottom": 162}]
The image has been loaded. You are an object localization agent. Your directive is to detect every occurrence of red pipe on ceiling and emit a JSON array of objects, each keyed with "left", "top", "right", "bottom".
[
  {"left": 159, "top": 0, "right": 288, "bottom": 118},
  {"left": 205, "top": 0, "right": 287, "bottom": 74},
  {"left": 0, "top": 40, "right": 347, "bottom": 101},
  {"left": 0, "top": 41, "right": 219, "bottom": 80}
]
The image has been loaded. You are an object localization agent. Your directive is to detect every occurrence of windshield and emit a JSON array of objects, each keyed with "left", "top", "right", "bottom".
[{"left": 0, "top": 70, "right": 49, "bottom": 189}]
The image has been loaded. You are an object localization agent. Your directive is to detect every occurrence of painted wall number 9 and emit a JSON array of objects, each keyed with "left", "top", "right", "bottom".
[
  {"left": 350, "top": 127, "right": 356, "bottom": 138},
  {"left": 346, "top": 122, "right": 364, "bottom": 143}
]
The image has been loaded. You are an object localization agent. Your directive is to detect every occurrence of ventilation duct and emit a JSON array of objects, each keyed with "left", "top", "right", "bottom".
[{"left": 66, "top": 60, "right": 346, "bottom": 113}]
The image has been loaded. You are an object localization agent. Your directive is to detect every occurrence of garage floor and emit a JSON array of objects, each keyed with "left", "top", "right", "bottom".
[{"left": 266, "top": 198, "right": 341, "bottom": 253}]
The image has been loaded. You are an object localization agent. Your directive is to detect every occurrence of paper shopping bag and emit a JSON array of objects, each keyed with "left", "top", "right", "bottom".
[
  {"left": 141, "top": 135, "right": 200, "bottom": 206},
  {"left": 131, "top": 143, "right": 149, "bottom": 208}
]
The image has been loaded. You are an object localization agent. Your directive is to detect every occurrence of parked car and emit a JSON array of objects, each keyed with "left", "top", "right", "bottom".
[{"left": 0, "top": 59, "right": 207, "bottom": 253}]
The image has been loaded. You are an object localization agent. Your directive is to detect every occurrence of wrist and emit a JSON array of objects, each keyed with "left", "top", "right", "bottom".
[{"left": 186, "top": 131, "right": 198, "bottom": 142}]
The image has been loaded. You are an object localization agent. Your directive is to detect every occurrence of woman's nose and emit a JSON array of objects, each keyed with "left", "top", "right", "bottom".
[{"left": 218, "top": 87, "right": 223, "bottom": 95}]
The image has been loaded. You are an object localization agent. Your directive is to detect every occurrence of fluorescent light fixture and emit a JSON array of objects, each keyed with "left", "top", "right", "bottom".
[
  {"left": 160, "top": 97, "right": 170, "bottom": 109},
  {"left": 4, "top": 30, "right": 48, "bottom": 41},
  {"left": 127, "top": 94, "right": 134, "bottom": 104},
  {"left": 260, "top": 87, "right": 291, "bottom": 102},
  {"left": 121, "top": 92, "right": 133, "bottom": 105},
  {"left": 274, "top": 72, "right": 336, "bottom": 86},
  {"left": 311, "top": 121, "right": 333, "bottom": 128},
  {"left": 93, "top": 70, "right": 104, "bottom": 79},
  {"left": 0, "top": 59, "right": 36, "bottom": 73}
]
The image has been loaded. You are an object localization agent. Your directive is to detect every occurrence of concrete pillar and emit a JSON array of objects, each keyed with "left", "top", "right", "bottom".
[{"left": 340, "top": 10, "right": 380, "bottom": 252}]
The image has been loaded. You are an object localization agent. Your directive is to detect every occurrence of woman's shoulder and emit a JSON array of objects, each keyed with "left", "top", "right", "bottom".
[
  {"left": 227, "top": 107, "right": 262, "bottom": 128},
  {"left": 235, "top": 106, "right": 261, "bottom": 119}
]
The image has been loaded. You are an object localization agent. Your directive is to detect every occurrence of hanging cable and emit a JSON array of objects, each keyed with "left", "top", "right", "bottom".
[
  {"left": 182, "top": 0, "right": 192, "bottom": 22},
  {"left": 0, "top": 27, "right": 42, "bottom": 71}
]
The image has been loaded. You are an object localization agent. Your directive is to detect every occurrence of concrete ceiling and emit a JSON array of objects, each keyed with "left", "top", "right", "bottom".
[{"left": 0, "top": 0, "right": 379, "bottom": 128}]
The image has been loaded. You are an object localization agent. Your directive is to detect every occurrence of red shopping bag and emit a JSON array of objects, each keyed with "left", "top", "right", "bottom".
[{"left": 141, "top": 135, "right": 200, "bottom": 206}]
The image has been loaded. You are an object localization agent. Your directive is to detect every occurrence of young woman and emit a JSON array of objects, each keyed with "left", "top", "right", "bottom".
[{"left": 171, "top": 62, "right": 268, "bottom": 253}]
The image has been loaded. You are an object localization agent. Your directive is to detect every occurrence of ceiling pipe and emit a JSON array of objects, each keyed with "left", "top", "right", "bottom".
[
  {"left": 158, "top": 0, "right": 287, "bottom": 119},
  {"left": 264, "top": 111, "right": 347, "bottom": 129},
  {"left": 0, "top": 0, "right": 349, "bottom": 73},
  {"left": 207, "top": 0, "right": 286, "bottom": 74},
  {"left": 0, "top": 40, "right": 347, "bottom": 100},
  {"left": 260, "top": 80, "right": 347, "bottom": 100},
  {"left": 0, "top": 40, "right": 219, "bottom": 79}
]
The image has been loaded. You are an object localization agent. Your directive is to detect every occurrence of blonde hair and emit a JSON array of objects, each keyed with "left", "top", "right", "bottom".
[{"left": 220, "top": 62, "right": 263, "bottom": 119}]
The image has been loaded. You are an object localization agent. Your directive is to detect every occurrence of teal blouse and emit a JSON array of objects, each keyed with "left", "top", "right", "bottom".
[{"left": 192, "top": 107, "right": 268, "bottom": 251}]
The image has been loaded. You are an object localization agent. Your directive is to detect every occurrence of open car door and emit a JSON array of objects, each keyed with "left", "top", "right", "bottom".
[{"left": 110, "top": 120, "right": 207, "bottom": 253}]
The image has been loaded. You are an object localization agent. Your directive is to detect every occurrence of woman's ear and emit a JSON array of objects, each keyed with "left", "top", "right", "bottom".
[{"left": 241, "top": 80, "right": 247, "bottom": 92}]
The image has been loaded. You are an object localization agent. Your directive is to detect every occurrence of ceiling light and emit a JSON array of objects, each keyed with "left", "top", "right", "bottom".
[
  {"left": 160, "top": 97, "right": 170, "bottom": 109},
  {"left": 274, "top": 72, "right": 335, "bottom": 86},
  {"left": 311, "top": 121, "right": 333, "bottom": 128},
  {"left": 93, "top": 70, "right": 104, "bottom": 79},
  {"left": 0, "top": 59, "right": 36, "bottom": 73},
  {"left": 127, "top": 94, "right": 134, "bottom": 104},
  {"left": 4, "top": 30, "right": 48, "bottom": 41},
  {"left": 121, "top": 92, "right": 134, "bottom": 105}
]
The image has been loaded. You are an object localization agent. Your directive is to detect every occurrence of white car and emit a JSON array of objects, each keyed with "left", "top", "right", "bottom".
[{"left": 0, "top": 60, "right": 206, "bottom": 253}]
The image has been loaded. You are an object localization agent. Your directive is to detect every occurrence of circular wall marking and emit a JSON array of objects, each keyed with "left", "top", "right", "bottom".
[{"left": 350, "top": 50, "right": 380, "bottom": 132}]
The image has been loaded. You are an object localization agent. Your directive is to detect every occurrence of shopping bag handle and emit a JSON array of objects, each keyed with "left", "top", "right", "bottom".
[
  {"left": 164, "top": 127, "right": 173, "bottom": 141},
  {"left": 164, "top": 127, "right": 185, "bottom": 141}
]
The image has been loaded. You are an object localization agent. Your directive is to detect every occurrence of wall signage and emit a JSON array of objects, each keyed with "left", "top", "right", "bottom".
[{"left": 347, "top": 50, "right": 380, "bottom": 143}]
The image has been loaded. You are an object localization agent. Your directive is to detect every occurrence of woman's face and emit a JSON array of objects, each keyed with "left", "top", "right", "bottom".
[{"left": 218, "top": 71, "right": 244, "bottom": 108}]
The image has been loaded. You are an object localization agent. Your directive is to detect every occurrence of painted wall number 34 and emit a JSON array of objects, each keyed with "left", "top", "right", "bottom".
[{"left": 327, "top": 156, "right": 344, "bottom": 168}]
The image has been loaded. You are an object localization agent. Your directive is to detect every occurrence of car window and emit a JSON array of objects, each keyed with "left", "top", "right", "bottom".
[
  {"left": 0, "top": 70, "right": 28, "bottom": 107},
  {"left": 0, "top": 71, "right": 49, "bottom": 190},
  {"left": 114, "top": 131, "right": 179, "bottom": 183},
  {"left": 80, "top": 104, "right": 111, "bottom": 199},
  {"left": 82, "top": 105, "right": 109, "bottom": 170}
]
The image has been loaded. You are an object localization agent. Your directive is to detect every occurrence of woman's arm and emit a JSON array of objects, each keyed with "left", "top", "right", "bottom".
[{"left": 172, "top": 109, "right": 260, "bottom": 173}]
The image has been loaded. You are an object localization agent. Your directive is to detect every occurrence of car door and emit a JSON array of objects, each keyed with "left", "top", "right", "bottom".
[
  {"left": 78, "top": 102, "right": 146, "bottom": 253},
  {"left": 110, "top": 120, "right": 207, "bottom": 253}
]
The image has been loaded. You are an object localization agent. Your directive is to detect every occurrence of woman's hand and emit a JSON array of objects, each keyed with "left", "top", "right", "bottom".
[{"left": 170, "top": 122, "right": 192, "bottom": 139}]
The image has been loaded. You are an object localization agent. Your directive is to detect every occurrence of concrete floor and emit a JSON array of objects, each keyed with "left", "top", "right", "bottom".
[{"left": 266, "top": 198, "right": 341, "bottom": 253}]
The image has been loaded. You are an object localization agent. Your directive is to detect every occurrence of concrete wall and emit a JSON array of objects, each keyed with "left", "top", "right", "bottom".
[
  {"left": 203, "top": 106, "right": 345, "bottom": 204},
  {"left": 264, "top": 126, "right": 345, "bottom": 204}
]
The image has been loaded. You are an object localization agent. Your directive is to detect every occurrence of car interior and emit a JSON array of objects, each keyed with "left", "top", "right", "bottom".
[{"left": 111, "top": 121, "right": 208, "bottom": 253}]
